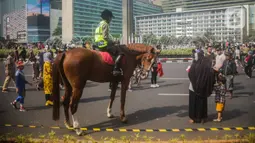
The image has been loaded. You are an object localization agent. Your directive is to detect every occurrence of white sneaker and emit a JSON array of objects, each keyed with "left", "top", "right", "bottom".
[
  {"left": 150, "top": 84, "right": 155, "bottom": 88},
  {"left": 155, "top": 84, "right": 159, "bottom": 87}
]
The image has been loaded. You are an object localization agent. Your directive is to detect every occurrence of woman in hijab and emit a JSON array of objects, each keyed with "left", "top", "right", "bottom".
[{"left": 188, "top": 51, "right": 215, "bottom": 123}]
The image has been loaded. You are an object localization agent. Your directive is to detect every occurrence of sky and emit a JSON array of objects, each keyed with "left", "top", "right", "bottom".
[{"left": 27, "top": 0, "right": 50, "bottom": 15}]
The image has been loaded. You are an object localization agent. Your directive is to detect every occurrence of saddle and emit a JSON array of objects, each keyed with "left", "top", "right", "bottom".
[{"left": 92, "top": 45, "right": 114, "bottom": 65}]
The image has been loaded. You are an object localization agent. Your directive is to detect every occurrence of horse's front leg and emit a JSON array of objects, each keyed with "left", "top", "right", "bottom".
[
  {"left": 107, "top": 81, "right": 118, "bottom": 118},
  {"left": 120, "top": 80, "right": 129, "bottom": 123}
]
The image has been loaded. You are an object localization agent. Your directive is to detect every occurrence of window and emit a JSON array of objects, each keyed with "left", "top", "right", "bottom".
[{"left": 6, "top": 17, "right": 10, "bottom": 23}]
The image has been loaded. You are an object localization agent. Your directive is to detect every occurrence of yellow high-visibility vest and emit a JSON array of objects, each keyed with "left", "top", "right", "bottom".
[{"left": 95, "top": 20, "right": 108, "bottom": 49}]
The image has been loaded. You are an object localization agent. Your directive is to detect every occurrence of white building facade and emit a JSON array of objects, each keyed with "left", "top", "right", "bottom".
[{"left": 135, "top": 6, "right": 249, "bottom": 43}]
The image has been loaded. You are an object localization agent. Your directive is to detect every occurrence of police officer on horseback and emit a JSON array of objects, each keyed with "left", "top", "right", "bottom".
[{"left": 95, "top": 9, "right": 122, "bottom": 76}]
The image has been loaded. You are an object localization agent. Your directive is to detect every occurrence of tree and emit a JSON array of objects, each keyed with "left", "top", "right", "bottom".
[
  {"left": 159, "top": 35, "right": 169, "bottom": 46},
  {"left": 52, "top": 26, "right": 62, "bottom": 36},
  {"left": 142, "top": 34, "right": 158, "bottom": 45}
]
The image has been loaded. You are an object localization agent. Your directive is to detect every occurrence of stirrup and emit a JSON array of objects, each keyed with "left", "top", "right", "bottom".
[{"left": 113, "top": 69, "right": 123, "bottom": 76}]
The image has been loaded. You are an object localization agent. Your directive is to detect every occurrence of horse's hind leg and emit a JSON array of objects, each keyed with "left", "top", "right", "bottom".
[
  {"left": 107, "top": 81, "right": 118, "bottom": 118},
  {"left": 70, "top": 87, "right": 84, "bottom": 136},
  {"left": 63, "top": 84, "right": 72, "bottom": 129}
]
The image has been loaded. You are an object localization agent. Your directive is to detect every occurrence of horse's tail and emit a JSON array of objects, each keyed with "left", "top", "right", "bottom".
[{"left": 53, "top": 52, "right": 66, "bottom": 121}]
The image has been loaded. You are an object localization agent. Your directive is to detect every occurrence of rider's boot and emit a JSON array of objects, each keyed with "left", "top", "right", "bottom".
[{"left": 113, "top": 55, "right": 123, "bottom": 76}]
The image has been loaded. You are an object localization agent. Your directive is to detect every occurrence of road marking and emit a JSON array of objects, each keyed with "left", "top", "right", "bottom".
[
  {"left": 158, "top": 93, "right": 250, "bottom": 97},
  {"left": 1, "top": 124, "right": 254, "bottom": 132},
  {"left": 0, "top": 86, "right": 35, "bottom": 89}
]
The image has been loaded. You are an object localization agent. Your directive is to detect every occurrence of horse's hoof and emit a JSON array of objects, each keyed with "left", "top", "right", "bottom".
[
  {"left": 107, "top": 114, "right": 114, "bottom": 118},
  {"left": 75, "top": 129, "right": 83, "bottom": 136},
  {"left": 64, "top": 121, "right": 73, "bottom": 129},
  {"left": 121, "top": 117, "right": 128, "bottom": 124}
]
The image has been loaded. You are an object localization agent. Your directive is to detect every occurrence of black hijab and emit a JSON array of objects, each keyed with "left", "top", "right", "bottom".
[{"left": 189, "top": 51, "right": 215, "bottom": 97}]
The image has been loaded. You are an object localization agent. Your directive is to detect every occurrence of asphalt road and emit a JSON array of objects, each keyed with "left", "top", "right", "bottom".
[{"left": 0, "top": 62, "right": 254, "bottom": 140}]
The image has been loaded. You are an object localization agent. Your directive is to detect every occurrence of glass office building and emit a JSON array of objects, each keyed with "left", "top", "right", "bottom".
[{"left": 71, "top": 0, "right": 162, "bottom": 37}]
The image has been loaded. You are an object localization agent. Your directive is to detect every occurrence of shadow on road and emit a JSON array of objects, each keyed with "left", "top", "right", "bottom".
[
  {"left": 208, "top": 109, "right": 248, "bottom": 122},
  {"left": 234, "top": 92, "right": 254, "bottom": 96},
  {"left": 85, "top": 82, "right": 99, "bottom": 88},
  {"left": 84, "top": 105, "right": 188, "bottom": 130},
  {"left": 26, "top": 106, "right": 51, "bottom": 111},
  {"left": 234, "top": 85, "right": 245, "bottom": 91},
  {"left": 132, "top": 83, "right": 182, "bottom": 91},
  {"left": 141, "top": 80, "right": 166, "bottom": 85},
  {"left": 79, "top": 95, "right": 119, "bottom": 103}
]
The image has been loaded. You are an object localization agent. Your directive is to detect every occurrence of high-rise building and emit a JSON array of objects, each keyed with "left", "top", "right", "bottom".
[
  {"left": 161, "top": 0, "right": 255, "bottom": 13},
  {"left": 50, "top": 0, "right": 62, "bottom": 36},
  {"left": 135, "top": 6, "right": 248, "bottom": 42},
  {"left": 0, "top": 0, "right": 27, "bottom": 37},
  {"left": 62, "top": 0, "right": 162, "bottom": 42},
  {"left": 1, "top": 0, "right": 51, "bottom": 42}
]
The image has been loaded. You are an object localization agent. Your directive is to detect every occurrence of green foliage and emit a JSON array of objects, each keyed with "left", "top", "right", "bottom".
[
  {"left": 52, "top": 26, "right": 62, "bottom": 36},
  {"left": 160, "top": 48, "right": 193, "bottom": 56},
  {"left": 143, "top": 34, "right": 158, "bottom": 45}
]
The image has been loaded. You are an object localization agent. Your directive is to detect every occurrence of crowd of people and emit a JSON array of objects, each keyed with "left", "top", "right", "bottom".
[
  {"left": 187, "top": 43, "right": 255, "bottom": 123},
  {"left": 2, "top": 47, "right": 57, "bottom": 111}
]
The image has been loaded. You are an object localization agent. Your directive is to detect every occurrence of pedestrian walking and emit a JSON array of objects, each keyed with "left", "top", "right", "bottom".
[
  {"left": 150, "top": 59, "right": 159, "bottom": 88},
  {"left": 43, "top": 49, "right": 54, "bottom": 106},
  {"left": 2, "top": 52, "right": 16, "bottom": 92},
  {"left": 188, "top": 51, "right": 215, "bottom": 124},
  {"left": 28, "top": 49, "right": 39, "bottom": 81},
  {"left": 213, "top": 73, "right": 226, "bottom": 122},
  {"left": 10, "top": 61, "right": 32, "bottom": 112},
  {"left": 14, "top": 47, "right": 19, "bottom": 62},
  {"left": 219, "top": 52, "right": 236, "bottom": 99},
  {"left": 244, "top": 51, "right": 253, "bottom": 78},
  {"left": 38, "top": 49, "right": 45, "bottom": 78},
  {"left": 19, "top": 47, "right": 27, "bottom": 61}
]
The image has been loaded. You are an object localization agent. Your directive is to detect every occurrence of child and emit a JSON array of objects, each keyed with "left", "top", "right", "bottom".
[
  {"left": 213, "top": 73, "right": 226, "bottom": 122},
  {"left": 10, "top": 61, "right": 32, "bottom": 112}
]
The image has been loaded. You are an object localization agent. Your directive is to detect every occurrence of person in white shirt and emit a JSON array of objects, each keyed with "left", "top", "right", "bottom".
[
  {"left": 235, "top": 46, "right": 241, "bottom": 67},
  {"left": 214, "top": 48, "right": 226, "bottom": 71}
]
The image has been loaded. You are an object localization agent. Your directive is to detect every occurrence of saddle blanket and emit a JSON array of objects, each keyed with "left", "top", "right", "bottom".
[{"left": 99, "top": 52, "right": 114, "bottom": 65}]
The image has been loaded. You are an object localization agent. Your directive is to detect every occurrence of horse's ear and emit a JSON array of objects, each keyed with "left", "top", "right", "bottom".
[{"left": 150, "top": 47, "right": 156, "bottom": 54}]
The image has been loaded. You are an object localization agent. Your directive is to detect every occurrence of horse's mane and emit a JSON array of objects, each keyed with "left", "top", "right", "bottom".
[{"left": 119, "top": 43, "right": 154, "bottom": 55}]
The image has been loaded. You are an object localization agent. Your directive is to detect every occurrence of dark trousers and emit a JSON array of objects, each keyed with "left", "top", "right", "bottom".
[
  {"left": 245, "top": 65, "right": 252, "bottom": 78},
  {"left": 151, "top": 71, "right": 157, "bottom": 84}
]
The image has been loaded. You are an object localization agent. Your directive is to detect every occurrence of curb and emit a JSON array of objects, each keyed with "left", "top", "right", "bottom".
[
  {"left": 1, "top": 138, "right": 248, "bottom": 143},
  {"left": 1, "top": 124, "right": 254, "bottom": 132}
]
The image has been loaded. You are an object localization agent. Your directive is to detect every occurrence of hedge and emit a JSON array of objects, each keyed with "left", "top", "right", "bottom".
[
  {"left": 160, "top": 48, "right": 193, "bottom": 56},
  {"left": 0, "top": 48, "right": 193, "bottom": 59}
]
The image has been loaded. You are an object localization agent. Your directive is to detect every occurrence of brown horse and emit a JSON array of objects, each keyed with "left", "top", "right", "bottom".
[{"left": 52, "top": 43, "right": 157, "bottom": 135}]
